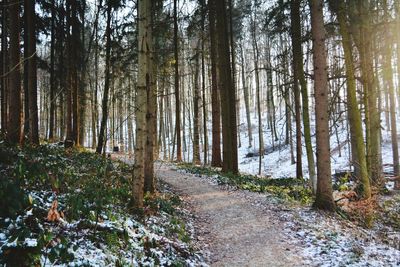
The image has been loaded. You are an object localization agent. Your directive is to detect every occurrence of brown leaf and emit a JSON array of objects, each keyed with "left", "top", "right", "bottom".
[{"left": 47, "top": 200, "right": 61, "bottom": 222}]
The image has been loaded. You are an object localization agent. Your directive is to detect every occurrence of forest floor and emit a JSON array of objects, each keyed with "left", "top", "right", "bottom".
[
  {"left": 1, "top": 142, "right": 399, "bottom": 266},
  {"left": 145, "top": 160, "right": 400, "bottom": 267},
  {"left": 155, "top": 162, "right": 301, "bottom": 267}
]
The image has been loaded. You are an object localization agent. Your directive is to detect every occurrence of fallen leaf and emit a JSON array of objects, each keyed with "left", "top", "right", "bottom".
[{"left": 47, "top": 200, "right": 61, "bottom": 222}]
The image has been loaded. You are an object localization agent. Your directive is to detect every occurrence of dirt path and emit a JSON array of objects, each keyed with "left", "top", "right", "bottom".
[{"left": 154, "top": 163, "right": 303, "bottom": 267}]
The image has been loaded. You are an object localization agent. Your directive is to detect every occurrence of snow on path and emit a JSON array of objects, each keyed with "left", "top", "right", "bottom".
[{"left": 154, "top": 163, "right": 303, "bottom": 267}]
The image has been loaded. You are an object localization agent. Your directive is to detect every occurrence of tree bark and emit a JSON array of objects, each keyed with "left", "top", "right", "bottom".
[
  {"left": 49, "top": 0, "right": 56, "bottom": 140},
  {"left": 353, "top": 0, "right": 382, "bottom": 185},
  {"left": 174, "top": 0, "right": 182, "bottom": 162},
  {"left": 71, "top": 0, "right": 79, "bottom": 145},
  {"left": 193, "top": 51, "right": 201, "bottom": 165},
  {"left": 23, "top": 1, "right": 30, "bottom": 139},
  {"left": 96, "top": 3, "right": 112, "bottom": 154},
  {"left": 144, "top": 22, "right": 156, "bottom": 193},
  {"left": 291, "top": 0, "right": 315, "bottom": 189},
  {"left": 1, "top": 1, "right": 8, "bottom": 133},
  {"left": 215, "top": 0, "right": 238, "bottom": 174},
  {"left": 329, "top": 0, "right": 371, "bottom": 199},
  {"left": 310, "top": 0, "right": 335, "bottom": 211},
  {"left": 209, "top": 0, "right": 222, "bottom": 167},
  {"left": 240, "top": 43, "right": 252, "bottom": 148},
  {"left": 65, "top": 1, "right": 73, "bottom": 144},
  {"left": 7, "top": 0, "right": 22, "bottom": 144},
  {"left": 25, "top": 0, "right": 39, "bottom": 145},
  {"left": 133, "top": 0, "right": 152, "bottom": 208},
  {"left": 251, "top": 5, "right": 264, "bottom": 175}
]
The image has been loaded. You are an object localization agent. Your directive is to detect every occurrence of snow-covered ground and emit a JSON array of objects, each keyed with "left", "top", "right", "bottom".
[
  {"left": 176, "top": 164, "right": 400, "bottom": 267},
  {"left": 161, "top": 107, "right": 398, "bottom": 183},
  {"left": 0, "top": 189, "right": 206, "bottom": 266}
]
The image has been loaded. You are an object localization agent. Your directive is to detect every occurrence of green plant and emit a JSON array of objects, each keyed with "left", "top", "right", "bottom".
[
  {"left": 0, "top": 176, "right": 29, "bottom": 218},
  {"left": 179, "top": 163, "right": 313, "bottom": 204}
]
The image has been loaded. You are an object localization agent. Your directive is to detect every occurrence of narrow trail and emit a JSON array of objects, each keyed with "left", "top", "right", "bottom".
[{"left": 154, "top": 163, "right": 303, "bottom": 267}]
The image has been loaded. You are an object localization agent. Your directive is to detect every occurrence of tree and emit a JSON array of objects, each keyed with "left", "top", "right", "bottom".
[
  {"left": 71, "top": 0, "right": 80, "bottom": 145},
  {"left": 7, "top": 0, "right": 22, "bottom": 144},
  {"left": 328, "top": 0, "right": 371, "bottom": 199},
  {"left": 144, "top": 0, "right": 156, "bottom": 194},
  {"left": 251, "top": 0, "right": 264, "bottom": 175},
  {"left": 215, "top": 0, "right": 238, "bottom": 174},
  {"left": 96, "top": 3, "right": 112, "bottom": 154},
  {"left": 1, "top": 1, "right": 8, "bottom": 133},
  {"left": 192, "top": 48, "right": 201, "bottom": 165},
  {"left": 208, "top": 0, "right": 222, "bottom": 167},
  {"left": 382, "top": 0, "right": 399, "bottom": 188},
  {"left": 133, "top": 0, "right": 153, "bottom": 208},
  {"left": 290, "top": 0, "right": 316, "bottom": 190},
  {"left": 48, "top": 0, "right": 56, "bottom": 140},
  {"left": 65, "top": 0, "right": 74, "bottom": 146},
  {"left": 310, "top": 0, "right": 335, "bottom": 211},
  {"left": 174, "top": 0, "right": 182, "bottom": 162},
  {"left": 25, "top": 0, "right": 39, "bottom": 145},
  {"left": 239, "top": 42, "right": 252, "bottom": 148},
  {"left": 350, "top": 0, "right": 381, "bottom": 186},
  {"left": 289, "top": 0, "right": 303, "bottom": 180}
]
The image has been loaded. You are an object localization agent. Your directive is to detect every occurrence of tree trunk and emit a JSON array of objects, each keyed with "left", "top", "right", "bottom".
[
  {"left": 355, "top": 0, "right": 382, "bottom": 186},
  {"left": 23, "top": 2, "right": 30, "bottom": 139},
  {"left": 310, "top": 0, "right": 335, "bottom": 211},
  {"left": 382, "top": 3, "right": 400, "bottom": 187},
  {"left": 49, "top": 0, "right": 56, "bottom": 140},
  {"left": 1, "top": 1, "right": 8, "bottom": 133},
  {"left": 144, "top": 30, "right": 156, "bottom": 193},
  {"left": 209, "top": 0, "right": 222, "bottom": 167},
  {"left": 251, "top": 8, "right": 264, "bottom": 175},
  {"left": 240, "top": 43, "right": 252, "bottom": 147},
  {"left": 71, "top": 0, "right": 79, "bottom": 145},
  {"left": 174, "top": 0, "right": 182, "bottom": 162},
  {"left": 78, "top": 0, "right": 86, "bottom": 147},
  {"left": 65, "top": 1, "right": 73, "bottom": 144},
  {"left": 96, "top": 4, "right": 112, "bottom": 154},
  {"left": 229, "top": 0, "right": 240, "bottom": 149},
  {"left": 58, "top": 3, "right": 65, "bottom": 140},
  {"left": 7, "top": 0, "right": 22, "bottom": 144},
  {"left": 133, "top": 0, "right": 152, "bottom": 208},
  {"left": 291, "top": 0, "right": 315, "bottom": 190},
  {"left": 25, "top": 0, "right": 39, "bottom": 145},
  {"left": 202, "top": 58, "right": 208, "bottom": 165},
  {"left": 193, "top": 51, "right": 201, "bottom": 165},
  {"left": 329, "top": 0, "right": 371, "bottom": 199},
  {"left": 215, "top": 0, "right": 238, "bottom": 174}
]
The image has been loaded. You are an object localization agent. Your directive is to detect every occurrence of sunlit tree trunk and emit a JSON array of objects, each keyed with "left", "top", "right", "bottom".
[
  {"left": 329, "top": 0, "right": 371, "bottom": 199},
  {"left": 133, "top": 0, "right": 152, "bottom": 208},
  {"left": 352, "top": 0, "right": 382, "bottom": 186}
]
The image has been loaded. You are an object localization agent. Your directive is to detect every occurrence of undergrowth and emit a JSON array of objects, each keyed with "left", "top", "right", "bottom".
[
  {"left": 177, "top": 162, "right": 313, "bottom": 204},
  {"left": 0, "top": 141, "right": 197, "bottom": 266}
]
